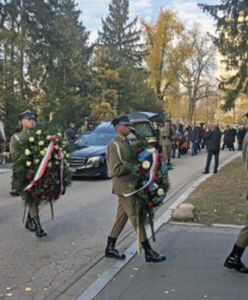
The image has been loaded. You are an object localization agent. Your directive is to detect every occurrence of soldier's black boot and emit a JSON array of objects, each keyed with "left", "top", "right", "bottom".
[
  {"left": 25, "top": 213, "right": 36, "bottom": 232},
  {"left": 224, "top": 245, "right": 248, "bottom": 273},
  {"left": 33, "top": 216, "right": 47, "bottom": 238},
  {"left": 105, "top": 236, "right": 126, "bottom": 260},
  {"left": 141, "top": 239, "right": 166, "bottom": 263}
]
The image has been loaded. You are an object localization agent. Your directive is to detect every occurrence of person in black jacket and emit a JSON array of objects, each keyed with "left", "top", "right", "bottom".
[
  {"left": 237, "top": 125, "right": 247, "bottom": 151},
  {"left": 65, "top": 122, "right": 76, "bottom": 144},
  {"left": 203, "top": 124, "right": 222, "bottom": 174}
]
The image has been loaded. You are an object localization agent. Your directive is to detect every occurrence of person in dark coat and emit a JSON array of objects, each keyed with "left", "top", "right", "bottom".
[
  {"left": 172, "top": 119, "right": 184, "bottom": 158},
  {"left": 202, "top": 124, "right": 222, "bottom": 174},
  {"left": 65, "top": 122, "right": 76, "bottom": 144},
  {"left": 237, "top": 125, "right": 247, "bottom": 151},
  {"left": 227, "top": 125, "right": 236, "bottom": 151},
  {"left": 189, "top": 123, "right": 200, "bottom": 156},
  {"left": 221, "top": 125, "right": 230, "bottom": 150}
]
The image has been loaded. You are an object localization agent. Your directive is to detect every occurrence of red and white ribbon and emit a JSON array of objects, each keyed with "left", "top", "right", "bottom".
[
  {"left": 24, "top": 140, "right": 64, "bottom": 194},
  {"left": 123, "top": 148, "right": 160, "bottom": 197}
]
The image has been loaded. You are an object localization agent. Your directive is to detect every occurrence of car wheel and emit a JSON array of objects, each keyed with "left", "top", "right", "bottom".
[{"left": 102, "top": 163, "right": 112, "bottom": 179}]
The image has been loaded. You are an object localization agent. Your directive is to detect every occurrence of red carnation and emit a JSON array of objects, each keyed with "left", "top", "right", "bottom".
[
  {"left": 147, "top": 201, "right": 155, "bottom": 208},
  {"left": 25, "top": 173, "right": 33, "bottom": 181}
]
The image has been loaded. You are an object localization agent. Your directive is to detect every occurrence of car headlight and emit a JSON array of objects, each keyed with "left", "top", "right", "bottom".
[
  {"left": 87, "top": 156, "right": 102, "bottom": 163},
  {"left": 87, "top": 156, "right": 103, "bottom": 163}
]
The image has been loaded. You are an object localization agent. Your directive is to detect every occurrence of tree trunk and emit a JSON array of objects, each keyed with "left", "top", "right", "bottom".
[{"left": 187, "top": 99, "right": 195, "bottom": 122}]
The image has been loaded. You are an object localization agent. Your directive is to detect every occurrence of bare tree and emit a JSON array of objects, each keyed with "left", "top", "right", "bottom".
[{"left": 175, "top": 25, "right": 217, "bottom": 121}]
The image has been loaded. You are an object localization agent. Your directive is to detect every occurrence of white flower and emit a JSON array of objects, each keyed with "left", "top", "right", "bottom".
[
  {"left": 142, "top": 160, "right": 151, "bottom": 170},
  {"left": 40, "top": 150, "right": 46, "bottom": 156},
  {"left": 29, "top": 136, "right": 35, "bottom": 143},
  {"left": 48, "top": 162, "right": 52, "bottom": 168},
  {"left": 147, "top": 148, "right": 155, "bottom": 153},
  {"left": 26, "top": 161, "right": 32, "bottom": 167},
  {"left": 38, "top": 140, "right": 44, "bottom": 146},
  {"left": 36, "top": 129, "right": 42, "bottom": 135},
  {"left": 57, "top": 132, "right": 62, "bottom": 137},
  {"left": 35, "top": 159, "right": 40, "bottom": 164},
  {"left": 46, "top": 135, "right": 51, "bottom": 140},
  {"left": 157, "top": 188, "right": 165, "bottom": 196},
  {"left": 25, "top": 149, "right": 31, "bottom": 156},
  {"left": 55, "top": 161, "right": 59, "bottom": 165}
]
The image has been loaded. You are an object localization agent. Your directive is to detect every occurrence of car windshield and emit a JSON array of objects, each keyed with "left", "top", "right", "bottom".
[
  {"left": 133, "top": 122, "right": 154, "bottom": 137},
  {"left": 75, "top": 132, "right": 114, "bottom": 147}
]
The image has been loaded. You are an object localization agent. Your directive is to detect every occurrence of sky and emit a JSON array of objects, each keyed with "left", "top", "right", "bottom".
[{"left": 76, "top": 0, "right": 220, "bottom": 43}]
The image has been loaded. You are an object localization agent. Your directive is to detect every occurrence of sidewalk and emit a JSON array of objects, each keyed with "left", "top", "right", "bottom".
[
  {"left": 95, "top": 223, "right": 247, "bottom": 300},
  {"left": 71, "top": 151, "right": 246, "bottom": 300}
]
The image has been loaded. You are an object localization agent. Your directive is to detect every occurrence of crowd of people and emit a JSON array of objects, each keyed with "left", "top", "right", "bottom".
[{"left": 151, "top": 118, "right": 248, "bottom": 170}]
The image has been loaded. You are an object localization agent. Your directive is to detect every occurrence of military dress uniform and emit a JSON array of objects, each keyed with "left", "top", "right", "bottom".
[
  {"left": 10, "top": 128, "right": 40, "bottom": 219},
  {"left": 105, "top": 115, "right": 166, "bottom": 263},
  {"left": 10, "top": 110, "right": 47, "bottom": 237},
  {"left": 106, "top": 134, "right": 147, "bottom": 243},
  {"left": 160, "top": 120, "right": 176, "bottom": 166},
  {"left": 224, "top": 114, "right": 248, "bottom": 273}
]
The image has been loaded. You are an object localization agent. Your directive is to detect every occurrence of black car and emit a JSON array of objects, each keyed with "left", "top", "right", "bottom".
[
  {"left": 69, "top": 114, "right": 157, "bottom": 179},
  {"left": 70, "top": 122, "right": 114, "bottom": 179}
]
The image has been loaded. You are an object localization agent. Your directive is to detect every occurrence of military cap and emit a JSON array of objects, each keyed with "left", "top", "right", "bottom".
[
  {"left": 112, "top": 115, "right": 132, "bottom": 127},
  {"left": 19, "top": 110, "right": 36, "bottom": 120}
]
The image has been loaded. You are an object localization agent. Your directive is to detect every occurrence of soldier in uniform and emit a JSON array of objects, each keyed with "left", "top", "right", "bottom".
[
  {"left": 10, "top": 110, "right": 47, "bottom": 238},
  {"left": 224, "top": 112, "right": 248, "bottom": 273},
  {"left": 160, "top": 119, "right": 176, "bottom": 166},
  {"left": 104, "top": 115, "right": 166, "bottom": 263}
]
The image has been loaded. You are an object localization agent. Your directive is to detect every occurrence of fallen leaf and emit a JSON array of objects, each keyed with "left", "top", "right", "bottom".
[
  {"left": 5, "top": 287, "right": 11, "bottom": 291},
  {"left": 24, "top": 287, "right": 32, "bottom": 292},
  {"left": 5, "top": 293, "right": 13, "bottom": 297}
]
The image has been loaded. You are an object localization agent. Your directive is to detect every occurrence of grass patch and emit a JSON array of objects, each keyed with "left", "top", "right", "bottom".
[{"left": 186, "top": 157, "right": 248, "bottom": 225}]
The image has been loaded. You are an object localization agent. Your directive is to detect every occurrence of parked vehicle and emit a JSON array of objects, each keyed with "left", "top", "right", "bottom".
[{"left": 69, "top": 113, "right": 157, "bottom": 179}]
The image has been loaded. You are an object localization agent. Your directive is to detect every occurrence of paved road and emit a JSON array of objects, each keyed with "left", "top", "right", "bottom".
[{"left": 0, "top": 149, "right": 239, "bottom": 300}]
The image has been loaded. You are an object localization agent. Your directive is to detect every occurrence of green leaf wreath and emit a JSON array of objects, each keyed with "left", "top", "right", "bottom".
[
  {"left": 12, "top": 123, "right": 72, "bottom": 218},
  {"left": 125, "top": 138, "right": 170, "bottom": 241}
]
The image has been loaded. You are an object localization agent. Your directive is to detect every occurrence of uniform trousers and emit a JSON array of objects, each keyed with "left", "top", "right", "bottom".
[
  {"left": 161, "top": 144, "right": 172, "bottom": 163},
  {"left": 28, "top": 203, "right": 39, "bottom": 218},
  {"left": 236, "top": 225, "right": 248, "bottom": 248},
  {"left": 110, "top": 195, "right": 147, "bottom": 243}
]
